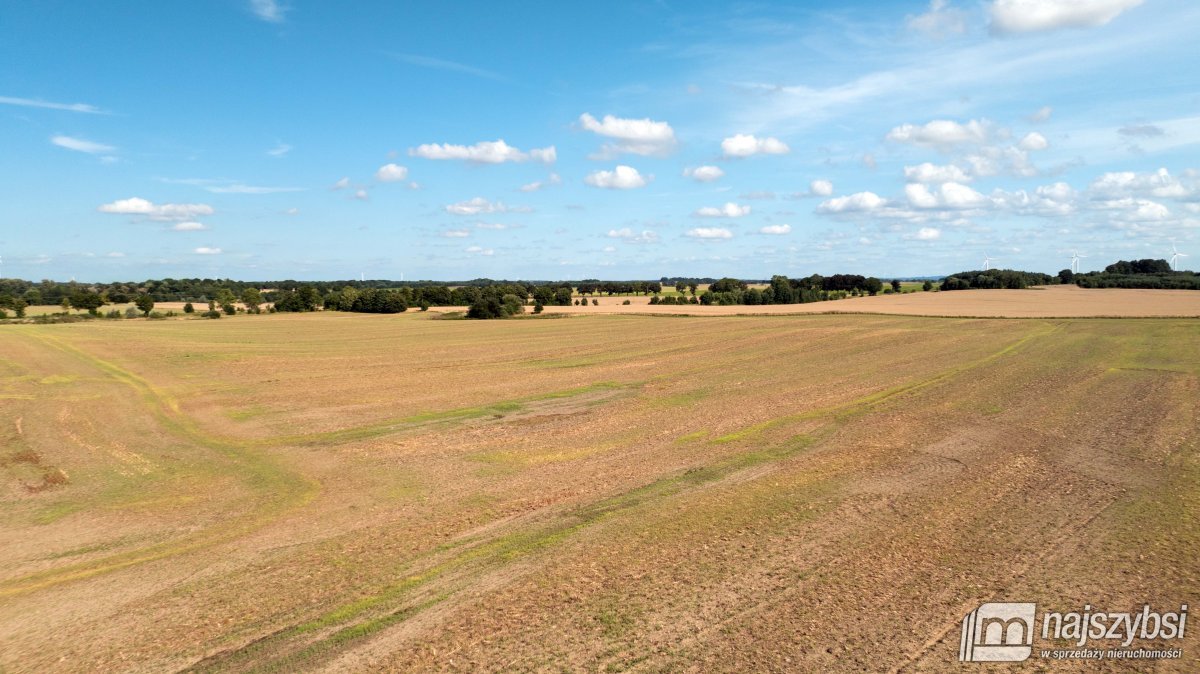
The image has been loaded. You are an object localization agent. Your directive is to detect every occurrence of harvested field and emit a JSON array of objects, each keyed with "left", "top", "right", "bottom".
[{"left": 1, "top": 311, "right": 1198, "bottom": 672}]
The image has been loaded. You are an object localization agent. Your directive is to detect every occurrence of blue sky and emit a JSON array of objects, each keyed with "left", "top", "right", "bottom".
[{"left": 2, "top": 0, "right": 1197, "bottom": 281}]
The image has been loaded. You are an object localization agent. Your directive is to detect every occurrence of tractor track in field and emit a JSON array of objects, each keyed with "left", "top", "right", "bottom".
[
  {"left": 178, "top": 322, "right": 1061, "bottom": 673},
  {"left": 0, "top": 332, "right": 320, "bottom": 598},
  {"left": 0, "top": 333, "right": 636, "bottom": 598}
]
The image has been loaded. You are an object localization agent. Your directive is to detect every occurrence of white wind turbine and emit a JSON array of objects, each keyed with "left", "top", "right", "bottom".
[
  {"left": 983, "top": 254, "right": 996, "bottom": 271},
  {"left": 1170, "top": 242, "right": 1188, "bottom": 271},
  {"left": 1070, "top": 251, "right": 1086, "bottom": 274}
]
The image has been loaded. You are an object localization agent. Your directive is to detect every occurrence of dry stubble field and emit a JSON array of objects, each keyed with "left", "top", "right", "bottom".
[{"left": 1, "top": 308, "right": 1198, "bottom": 672}]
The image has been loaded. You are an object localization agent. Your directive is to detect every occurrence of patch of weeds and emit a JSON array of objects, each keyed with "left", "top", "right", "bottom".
[
  {"left": 675, "top": 429, "right": 709, "bottom": 443},
  {"left": 32, "top": 500, "right": 85, "bottom": 525},
  {"left": 226, "top": 405, "right": 270, "bottom": 421},
  {"left": 650, "top": 388, "right": 710, "bottom": 408}
]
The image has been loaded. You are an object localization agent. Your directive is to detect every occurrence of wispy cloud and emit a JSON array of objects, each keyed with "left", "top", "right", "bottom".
[
  {"left": 51, "top": 135, "right": 115, "bottom": 154},
  {"left": 0, "top": 95, "right": 106, "bottom": 114},
  {"left": 98, "top": 197, "right": 214, "bottom": 222},
  {"left": 386, "top": 53, "right": 504, "bottom": 82},
  {"left": 266, "top": 142, "right": 291, "bottom": 157},
  {"left": 249, "top": 0, "right": 287, "bottom": 23},
  {"left": 159, "top": 177, "right": 302, "bottom": 194},
  {"left": 410, "top": 139, "right": 554, "bottom": 164}
]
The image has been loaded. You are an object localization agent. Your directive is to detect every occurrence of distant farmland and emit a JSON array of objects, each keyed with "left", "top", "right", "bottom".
[{"left": 2, "top": 310, "right": 1198, "bottom": 671}]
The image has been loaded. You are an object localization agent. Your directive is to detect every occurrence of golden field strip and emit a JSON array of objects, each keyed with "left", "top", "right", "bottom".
[{"left": 1, "top": 304, "right": 1199, "bottom": 672}]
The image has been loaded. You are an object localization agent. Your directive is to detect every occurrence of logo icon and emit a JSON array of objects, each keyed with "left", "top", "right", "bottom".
[{"left": 959, "top": 602, "right": 1036, "bottom": 662}]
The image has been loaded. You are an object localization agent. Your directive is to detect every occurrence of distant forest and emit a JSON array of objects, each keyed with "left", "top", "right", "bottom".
[
  {"left": 1, "top": 259, "right": 1195, "bottom": 320},
  {"left": 1066, "top": 259, "right": 1200, "bottom": 290},
  {"left": 938, "top": 269, "right": 1056, "bottom": 290},
  {"left": 940, "top": 258, "right": 1199, "bottom": 291},
  {"left": 0, "top": 274, "right": 890, "bottom": 319}
]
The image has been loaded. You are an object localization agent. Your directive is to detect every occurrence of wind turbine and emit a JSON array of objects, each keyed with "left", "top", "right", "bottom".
[
  {"left": 1070, "top": 251, "right": 1086, "bottom": 274},
  {"left": 983, "top": 255, "right": 996, "bottom": 271},
  {"left": 1170, "top": 242, "right": 1188, "bottom": 271}
]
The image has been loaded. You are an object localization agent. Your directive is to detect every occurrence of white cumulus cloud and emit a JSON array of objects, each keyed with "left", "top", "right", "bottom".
[
  {"left": 194, "top": 246, "right": 222, "bottom": 255},
  {"left": 990, "top": 0, "right": 1144, "bottom": 34},
  {"left": 585, "top": 165, "right": 649, "bottom": 189},
  {"left": 915, "top": 227, "right": 941, "bottom": 240},
  {"left": 721, "top": 134, "right": 790, "bottom": 158},
  {"left": 686, "top": 227, "right": 734, "bottom": 239},
  {"left": 886, "top": 119, "right": 989, "bottom": 149},
  {"left": 1018, "top": 131, "right": 1049, "bottom": 151},
  {"left": 171, "top": 221, "right": 208, "bottom": 232},
  {"left": 695, "top": 202, "right": 751, "bottom": 218},
  {"left": 760, "top": 224, "right": 792, "bottom": 235},
  {"left": 98, "top": 197, "right": 214, "bottom": 221},
  {"left": 818, "top": 191, "right": 887, "bottom": 213},
  {"left": 607, "top": 228, "right": 659, "bottom": 244},
  {"left": 375, "top": 163, "right": 409, "bottom": 182},
  {"left": 409, "top": 139, "right": 556, "bottom": 164},
  {"left": 904, "top": 163, "right": 972, "bottom": 184},
  {"left": 1090, "top": 168, "right": 1191, "bottom": 199},
  {"left": 905, "top": 182, "right": 989, "bottom": 209},
  {"left": 579, "top": 113, "right": 676, "bottom": 157},
  {"left": 683, "top": 165, "right": 725, "bottom": 182},
  {"left": 809, "top": 179, "right": 834, "bottom": 196}
]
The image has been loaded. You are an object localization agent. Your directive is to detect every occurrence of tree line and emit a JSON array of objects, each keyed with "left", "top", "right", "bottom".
[
  {"left": 1066, "top": 259, "right": 1200, "bottom": 289},
  {"left": 648, "top": 274, "right": 886, "bottom": 307},
  {"left": 938, "top": 269, "right": 1055, "bottom": 290}
]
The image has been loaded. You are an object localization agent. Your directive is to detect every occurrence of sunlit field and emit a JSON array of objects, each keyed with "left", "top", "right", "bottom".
[{"left": 2, "top": 311, "right": 1198, "bottom": 672}]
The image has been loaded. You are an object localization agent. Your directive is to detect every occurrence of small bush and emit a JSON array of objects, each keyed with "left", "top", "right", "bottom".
[
  {"left": 148, "top": 311, "right": 166, "bottom": 320},
  {"left": 592, "top": 299, "right": 598, "bottom": 306},
  {"left": 125, "top": 307, "right": 140, "bottom": 319},
  {"left": 622, "top": 299, "right": 631, "bottom": 305},
  {"left": 106, "top": 309, "right": 123, "bottom": 319},
  {"left": 183, "top": 302, "right": 195, "bottom": 314},
  {"left": 533, "top": 303, "right": 544, "bottom": 314},
  {"left": 202, "top": 310, "right": 222, "bottom": 319}
]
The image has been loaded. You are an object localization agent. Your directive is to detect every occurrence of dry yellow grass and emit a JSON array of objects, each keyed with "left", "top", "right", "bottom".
[{"left": 1, "top": 311, "right": 1197, "bottom": 672}]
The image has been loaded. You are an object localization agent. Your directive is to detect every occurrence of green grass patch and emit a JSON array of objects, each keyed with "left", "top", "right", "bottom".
[
  {"left": 675, "top": 429, "right": 709, "bottom": 443},
  {"left": 226, "top": 404, "right": 271, "bottom": 421},
  {"left": 650, "top": 387, "right": 710, "bottom": 408}
]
